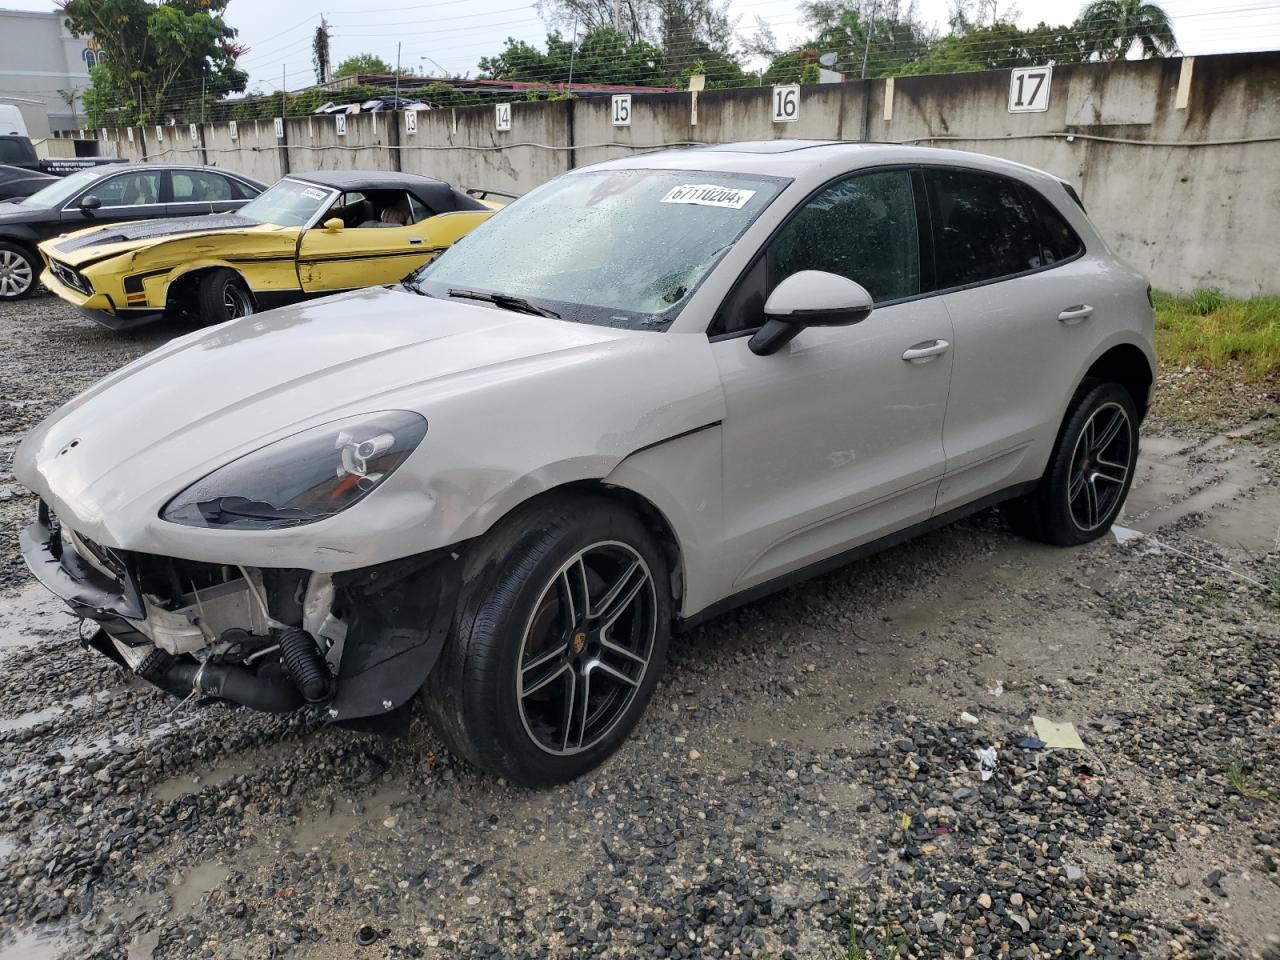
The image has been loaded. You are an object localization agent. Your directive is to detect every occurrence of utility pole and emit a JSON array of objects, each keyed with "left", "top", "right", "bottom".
[
  {"left": 395, "top": 42, "right": 401, "bottom": 104},
  {"left": 567, "top": 18, "right": 578, "bottom": 93},
  {"left": 201, "top": 64, "right": 207, "bottom": 123},
  {"left": 281, "top": 64, "right": 287, "bottom": 116},
  {"left": 860, "top": 0, "right": 878, "bottom": 79},
  {"left": 613, "top": 0, "right": 622, "bottom": 33}
]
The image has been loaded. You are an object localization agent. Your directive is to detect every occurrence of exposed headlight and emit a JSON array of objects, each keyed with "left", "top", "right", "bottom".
[{"left": 161, "top": 411, "right": 428, "bottom": 529}]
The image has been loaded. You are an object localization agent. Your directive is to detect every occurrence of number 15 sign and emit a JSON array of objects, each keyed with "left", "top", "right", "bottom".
[{"left": 1008, "top": 65, "right": 1051, "bottom": 113}]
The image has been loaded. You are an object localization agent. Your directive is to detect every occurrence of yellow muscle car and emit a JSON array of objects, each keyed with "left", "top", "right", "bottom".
[{"left": 38, "top": 170, "right": 496, "bottom": 329}]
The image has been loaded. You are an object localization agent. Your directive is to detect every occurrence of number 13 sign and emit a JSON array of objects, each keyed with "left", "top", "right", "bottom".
[{"left": 1008, "top": 65, "right": 1052, "bottom": 113}]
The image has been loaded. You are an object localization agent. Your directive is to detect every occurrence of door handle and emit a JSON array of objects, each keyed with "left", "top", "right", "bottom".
[
  {"left": 408, "top": 237, "right": 423, "bottom": 245},
  {"left": 902, "top": 339, "right": 951, "bottom": 363},
  {"left": 1057, "top": 304, "right": 1094, "bottom": 324}
]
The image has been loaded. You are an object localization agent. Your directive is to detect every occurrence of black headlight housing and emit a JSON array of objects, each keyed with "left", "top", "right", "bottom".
[{"left": 161, "top": 411, "right": 428, "bottom": 529}]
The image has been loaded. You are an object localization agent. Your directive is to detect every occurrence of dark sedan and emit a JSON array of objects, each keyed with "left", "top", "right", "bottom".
[{"left": 0, "top": 163, "right": 265, "bottom": 301}]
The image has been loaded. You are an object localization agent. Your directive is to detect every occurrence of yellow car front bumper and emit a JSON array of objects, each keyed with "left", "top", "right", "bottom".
[{"left": 40, "top": 267, "right": 164, "bottom": 330}]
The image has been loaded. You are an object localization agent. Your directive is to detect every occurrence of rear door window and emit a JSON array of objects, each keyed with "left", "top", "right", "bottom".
[
  {"left": 171, "top": 170, "right": 234, "bottom": 202},
  {"left": 926, "top": 168, "right": 1044, "bottom": 289}
]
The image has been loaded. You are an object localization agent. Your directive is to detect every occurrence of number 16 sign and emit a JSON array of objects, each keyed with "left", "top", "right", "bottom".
[{"left": 1008, "top": 65, "right": 1052, "bottom": 113}]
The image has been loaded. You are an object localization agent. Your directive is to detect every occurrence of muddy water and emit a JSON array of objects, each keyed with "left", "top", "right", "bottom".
[
  {"left": 1124, "top": 424, "right": 1280, "bottom": 554},
  {"left": 0, "top": 582, "right": 74, "bottom": 651}
]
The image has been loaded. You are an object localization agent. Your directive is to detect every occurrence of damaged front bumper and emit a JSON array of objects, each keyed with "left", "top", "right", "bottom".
[{"left": 19, "top": 501, "right": 462, "bottom": 727}]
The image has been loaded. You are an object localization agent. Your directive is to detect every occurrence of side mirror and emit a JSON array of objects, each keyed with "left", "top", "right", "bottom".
[
  {"left": 323, "top": 217, "right": 344, "bottom": 233},
  {"left": 79, "top": 194, "right": 101, "bottom": 213},
  {"left": 748, "top": 270, "right": 874, "bottom": 357}
]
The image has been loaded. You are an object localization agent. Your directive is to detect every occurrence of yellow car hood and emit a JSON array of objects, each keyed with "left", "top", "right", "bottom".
[{"left": 43, "top": 216, "right": 291, "bottom": 267}]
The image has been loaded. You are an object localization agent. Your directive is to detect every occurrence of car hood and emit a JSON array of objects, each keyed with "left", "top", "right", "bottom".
[
  {"left": 43, "top": 218, "right": 291, "bottom": 266},
  {"left": 0, "top": 200, "right": 54, "bottom": 224},
  {"left": 16, "top": 285, "right": 721, "bottom": 556}
]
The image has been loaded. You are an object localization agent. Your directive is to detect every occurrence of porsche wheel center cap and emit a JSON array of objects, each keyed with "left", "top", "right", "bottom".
[{"left": 570, "top": 631, "right": 587, "bottom": 656}]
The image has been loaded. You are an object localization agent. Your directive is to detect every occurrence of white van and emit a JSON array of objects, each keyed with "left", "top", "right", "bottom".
[{"left": 0, "top": 104, "right": 30, "bottom": 138}]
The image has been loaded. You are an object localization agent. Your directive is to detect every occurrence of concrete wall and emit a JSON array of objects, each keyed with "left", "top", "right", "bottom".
[{"left": 95, "top": 51, "right": 1280, "bottom": 296}]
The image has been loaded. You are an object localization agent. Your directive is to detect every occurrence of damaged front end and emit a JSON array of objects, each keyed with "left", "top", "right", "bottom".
[{"left": 20, "top": 500, "right": 461, "bottom": 730}]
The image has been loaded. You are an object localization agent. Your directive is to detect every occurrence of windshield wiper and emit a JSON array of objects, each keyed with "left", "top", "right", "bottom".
[{"left": 447, "top": 287, "right": 560, "bottom": 319}]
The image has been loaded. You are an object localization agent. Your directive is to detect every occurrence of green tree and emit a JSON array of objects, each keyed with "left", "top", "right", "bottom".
[
  {"left": 312, "top": 17, "right": 332, "bottom": 84},
  {"left": 1076, "top": 0, "right": 1176, "bottom": 60},
  {"left": 334, "top": 52, "right": 394, "bottom": 78},
  {"left": 61, "top": 0, "right": 247, "bottom": 125}
]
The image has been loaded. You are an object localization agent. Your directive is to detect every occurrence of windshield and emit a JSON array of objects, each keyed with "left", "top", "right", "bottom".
[
  {"left": 20, "top": 168, "right": 101, "bottom": 208},
  {"left": 406, "top": 168, "right": 786, "bottom": 329},
  {"left": 238, "top": 178, "right": 335, "bottom": 227}
]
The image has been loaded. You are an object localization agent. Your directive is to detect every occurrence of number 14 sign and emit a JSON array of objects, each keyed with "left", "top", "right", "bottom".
[{"left": 1008, "top": 65, "right": 1052, "bottom": 113}]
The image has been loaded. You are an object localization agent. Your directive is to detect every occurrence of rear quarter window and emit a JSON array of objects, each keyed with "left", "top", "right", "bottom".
[{"left": 1021, "top": 187, "right": 1085, "bottom": 264}]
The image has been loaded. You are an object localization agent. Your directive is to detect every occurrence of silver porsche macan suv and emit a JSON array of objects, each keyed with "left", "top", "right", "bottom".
[{"left": 16, "top": 141, "right": 1155, "bottom": 786}]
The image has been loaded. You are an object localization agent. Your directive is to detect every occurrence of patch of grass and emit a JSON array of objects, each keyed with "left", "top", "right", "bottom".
[
  {"left": 1154, "top": 290, "right": 1280, "bottom": 381},
  {"left": 820, "top": 909, "right": 905, "bottom": 960},
  {"left": 1224, "top": 757, "right": 1272, "bottom": 801}
]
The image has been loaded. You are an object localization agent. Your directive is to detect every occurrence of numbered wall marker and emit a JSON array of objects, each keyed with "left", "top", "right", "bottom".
[
  {"left": 274, "top": 117, "right": 285, "bottom": 139},
  {"left": 1009, "top": 65, "right": 1052, "bottom": 113},
  {"left": 405, "top": 109, "right": 418, "bottom": 134},
  {"left": 126, "top": 127, "right": 133, "bottom": 142},
  {"left": 229, "top": 120, "right": 238, "bottom": 141},
  {"left": 611, "top": 94, "right": 632, "bottom": 127},
  {"left": 189, "top": 123, "right": 198, "bottom": 144},
  {"left": 495, "top": 103, "right": 512, "bottom": 132},
  {"left": 335, "top": 114, "right": 347, "bottom": 137},
  {"left": 771, "top": 85, "right": 800, "bottom": 123},
  {"left": 155, "top": 125, "right": 164, "bottom": 143}
]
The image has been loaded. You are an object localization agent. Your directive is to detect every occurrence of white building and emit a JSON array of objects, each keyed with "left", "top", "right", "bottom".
[{"left": 0, "top": 7, "right": 101, "bottom": 137}]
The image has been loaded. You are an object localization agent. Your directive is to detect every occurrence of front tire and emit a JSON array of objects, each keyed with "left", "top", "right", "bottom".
[
  {"left": 0, "top": 242, "right": 39, "bottom": 301},
  {"left": 1003, "top": 380, "right": 1139, "bottom": 546},
  {"left": 425, "top": 496, "right": 671, "bottom": 787},
  {"left": 196, "top": 268, "right": 254, "bottom": 325}
]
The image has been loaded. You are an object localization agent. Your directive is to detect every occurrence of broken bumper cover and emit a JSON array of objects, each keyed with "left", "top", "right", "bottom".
[
  {"left": 39, "top": 267, "right": 163, "bottom": 330},
  {"left": 19, "top": 502, "right": 464, "bottom": 725},
  {"left": 19, "top": 504, "right": 143, "bottom": 621}
]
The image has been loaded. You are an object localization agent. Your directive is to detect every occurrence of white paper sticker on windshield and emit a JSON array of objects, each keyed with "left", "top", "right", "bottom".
[
  {"left": 301, "top": 187, "right": 328, "bottom": 201},
  {"left": 660, "top": 184, "right": 757, "bottom": 209}
]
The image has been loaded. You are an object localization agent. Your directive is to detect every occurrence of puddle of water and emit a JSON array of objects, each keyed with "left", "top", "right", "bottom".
[
  {"left": 0, "top": 716, "right": 200, "bottom": 792},
  {"left": 289, "top": 783, "right": 408, "bottom": 852},
  {"left": 151, "top": 746, "right": 273, "bottom": 802},
  {"left": 1123, "top": 428, "right": 1273, "bottom": 546},
  {"left": 170, "top": 861, "right": 227, "bottom": 916},
  {"left": 0, "top": 929, "right": 76, "bottom": 960},
  {"left": 0, "top": 689, "right": 123, "bottom": 734},
  {"left": 0, "top": 581, "right": 75, "bottom": 651},
  {"left": 125, "top": 930, "right": 160, "bottom": 960}
]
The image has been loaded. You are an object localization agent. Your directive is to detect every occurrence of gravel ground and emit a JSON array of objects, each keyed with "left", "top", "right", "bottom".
[{"left": 0, "top": 294, "right": 1278, "bottom": 960}]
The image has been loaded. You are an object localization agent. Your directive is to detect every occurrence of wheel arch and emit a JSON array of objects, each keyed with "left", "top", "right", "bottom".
[
  {"left": 472, "top": 479, "right": 688, "bottom": 621},
  {"left": 1080, "top": 341, "right": 1155, "bottom": 423},
  {"left": 163, "top": 260, "right": 255, "bottom": 312}
]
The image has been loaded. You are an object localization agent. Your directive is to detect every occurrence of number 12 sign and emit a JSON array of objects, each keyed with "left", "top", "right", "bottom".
[{"left": 1008, "top": 65, "right": 1052, "bottom": 113}]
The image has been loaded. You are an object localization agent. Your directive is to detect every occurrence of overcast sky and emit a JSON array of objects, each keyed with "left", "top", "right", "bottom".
[{"left": 4, "top": 0, "right": 1277, "bottom": 91}]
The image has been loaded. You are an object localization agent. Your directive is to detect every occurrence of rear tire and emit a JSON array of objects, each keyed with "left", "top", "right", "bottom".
[
  {"left": 0, "top": 242, "right": 39, "bottom": 301},
  {"left": 195, "top": 268, "right": 254, "bottom": 325},
  {"left": 424, "top": 496, "right": 671, "bottom": 787},
  {"left": 1002, "top": 379, "right": 1139, "bottom": 546}
]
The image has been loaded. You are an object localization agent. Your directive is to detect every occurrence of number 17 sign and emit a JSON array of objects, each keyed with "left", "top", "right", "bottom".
[{"left": 1008, "top": 65, "right": 1052, "bottom": 113}]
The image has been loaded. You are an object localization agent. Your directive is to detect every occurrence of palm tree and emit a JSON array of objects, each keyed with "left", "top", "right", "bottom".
[{"left": 1077, "top": 0, "right": 1177, "bottom": 60}]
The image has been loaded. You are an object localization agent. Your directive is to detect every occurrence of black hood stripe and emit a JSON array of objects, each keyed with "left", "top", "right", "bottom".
[{"left": 55, "top": 214, "right": 261, "bottom": 253}]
